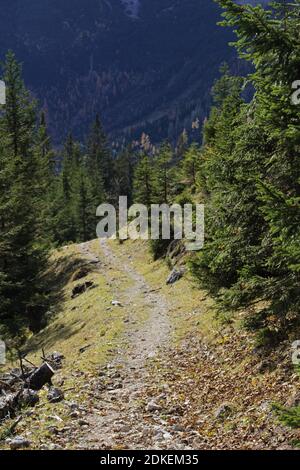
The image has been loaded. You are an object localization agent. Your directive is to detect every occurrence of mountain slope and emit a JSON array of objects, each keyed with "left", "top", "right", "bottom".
[
  {"left": 0, "top": 0, "right": 235, "bottom": 144},
  {"left": 0, "top": 239, "right": 298, "bottom": 449}
]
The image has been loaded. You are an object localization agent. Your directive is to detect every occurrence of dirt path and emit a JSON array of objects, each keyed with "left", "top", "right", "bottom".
[
  {"left": 77, "top": 240, "right": 186, "bottom": 450},
  {"left": 72, "top": 240, "right": 300, "bottom": 451}
]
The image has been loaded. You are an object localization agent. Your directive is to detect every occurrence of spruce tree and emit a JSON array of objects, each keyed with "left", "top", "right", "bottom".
[
  {"left": 154, "top": 142, "right": 173, "bottom": 204},
  {"left": 86, "top": 115, "right": 113, "bottom": 197},
  {"left": 75, "top": 166, "right": 96, "bottom": 242},
  {"left": 190, "top": 1, "right": 300, "bottom": 342},
  {"left": 114, "top": 145, "right": 135, "bottom": 205},
  {"left": 133, "top": 154, "right": 156, "bottom": 206},
  {"left": 0, "top": 51, "right": 49, "bottom": 332},
  {"left": 52, "top": 134, "right": 79, "bottom": 243},
  {"left": 181, "top": 143, "right": 202, "bottom": 192},
  {"left": 35, "top": 112, "right": 56, "bottom": 244}
]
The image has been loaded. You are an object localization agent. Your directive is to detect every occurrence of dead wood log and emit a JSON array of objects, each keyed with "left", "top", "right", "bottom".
[{"left": 27, "top": 362, "right": 55, "bottom": 391}]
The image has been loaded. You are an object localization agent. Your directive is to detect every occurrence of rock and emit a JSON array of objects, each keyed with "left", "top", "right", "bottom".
[
  {"left": 47, "top": 387, "right": 65, "bottom": 403},
  {"left": 146, "top": 400, "right": 162, "bottom": 412},
  {"left": 0, "top": 393, "right": 19, "bottom": 419},
  {"left": 78, "top": 419, "right": 89, "bottom": 426},
  {"left": 1, "top": 368, "right": 31, "bottom": 390},
  {"left": 260, "top": 401, "right": 271, "bottom": 412},
  {"left": 47, "top": 425, "right": 59, "bottom": 435},
  {"left": 0, "top": 397, "right": 11, "bottom": 420},
  {"left": 20, "top": 389, "right": 39, "bottom": 407},
  {"left": 66, "top": 401, "right": 79, "bottom": 410},
  {"left": 166, "top": 268, "right": 185, "bottom": 285},
  {"left": 148, "top": 352, "right": 156, "bottom": 359},
  {"left": 52, "top": 351, "right": 64, "bottom": 361},
  {"left": 172, "top": 425, "right": 186, "bottom": 432},
  {"left": 111, "top": 300, "right": 123, "bottom": 307},
  {"left": 214, "top": 403, "right": 233, "bottom": 419},
  {"left": 71, "top": 281, "right": 94, "bottom": 299},
  {"left": 39, "top": 444, "right": 49, "bottom": 450},
  {"left": 110, "top": 372, "right": 121, "bottom": 379},
  {"left": 48, "top": 443, "right": 62, "bottom": 450},
  {"left": 107, "top": 382, "right": 123, "bottom": 390},
  {"left": 7, "top": 437, "right": 31, "bottom": 450},
  {"left": 119, "top": 425, "right": 131, "bottom": 433},
  {"left": 46, "top": 351, "right": 65, "bottom": 370}
]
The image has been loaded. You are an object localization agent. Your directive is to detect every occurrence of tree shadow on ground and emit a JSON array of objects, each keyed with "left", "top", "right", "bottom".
[{"left": 25, "top": 249, "right": 99, "bottom": 341}]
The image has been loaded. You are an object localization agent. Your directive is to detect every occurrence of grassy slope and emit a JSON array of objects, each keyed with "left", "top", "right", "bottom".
[{"left": 0, "top": 241, "right": 134, "bottom": 448}]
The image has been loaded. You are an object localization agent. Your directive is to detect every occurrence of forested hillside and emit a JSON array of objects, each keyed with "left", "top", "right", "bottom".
[{"left": 0, "top": 0, "right": 234, "bottom": 145}]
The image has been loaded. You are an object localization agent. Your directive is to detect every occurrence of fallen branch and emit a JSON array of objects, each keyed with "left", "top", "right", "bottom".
[{"left": 0, "top": 350, "right": 64, "bottom": 421}]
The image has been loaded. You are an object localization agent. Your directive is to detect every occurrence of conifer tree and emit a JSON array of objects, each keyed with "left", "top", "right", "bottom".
[
  {"left": 35, "top": 112, "right": 56, "bottom": 244},
  {"left": 176, "top": 129, "right": 189, "bottom": 161},
  {"left": 133, "top": 154, "right": 156, "bottom": 206},
  {"left": 76, "top": 168, "right": 94, "bottom": 242},
  {"left": 0, "top": 51, "right": 49, "bottom": 331},
  {"left": 0, "top": 133, "right": 15, "bottom": 326},
  {"left": 181, "top": 143, "right": 202, "bottom": 192},
  {"left": 190, "top": 1, "right": 300, "bottom": 341},
  {"left": 86, "top": 115, "right": 112, "bottom": 197},
  {"left": 154, "top": 142, "right": 173, "bottom": 204},
  {"left": 114, "top": 145, "right": 135, "bottom": 205},
  {"left": 52, "top": 134, "right": 79, "bottom": 243}
]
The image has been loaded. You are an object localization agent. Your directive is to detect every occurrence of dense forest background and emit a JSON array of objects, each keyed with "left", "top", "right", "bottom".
[
  {"left": 1, "top": 0, "right": 300, "bottom": 353},
  {"left": 0, "top": 0, "right": 235, "bottom": 145}
]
